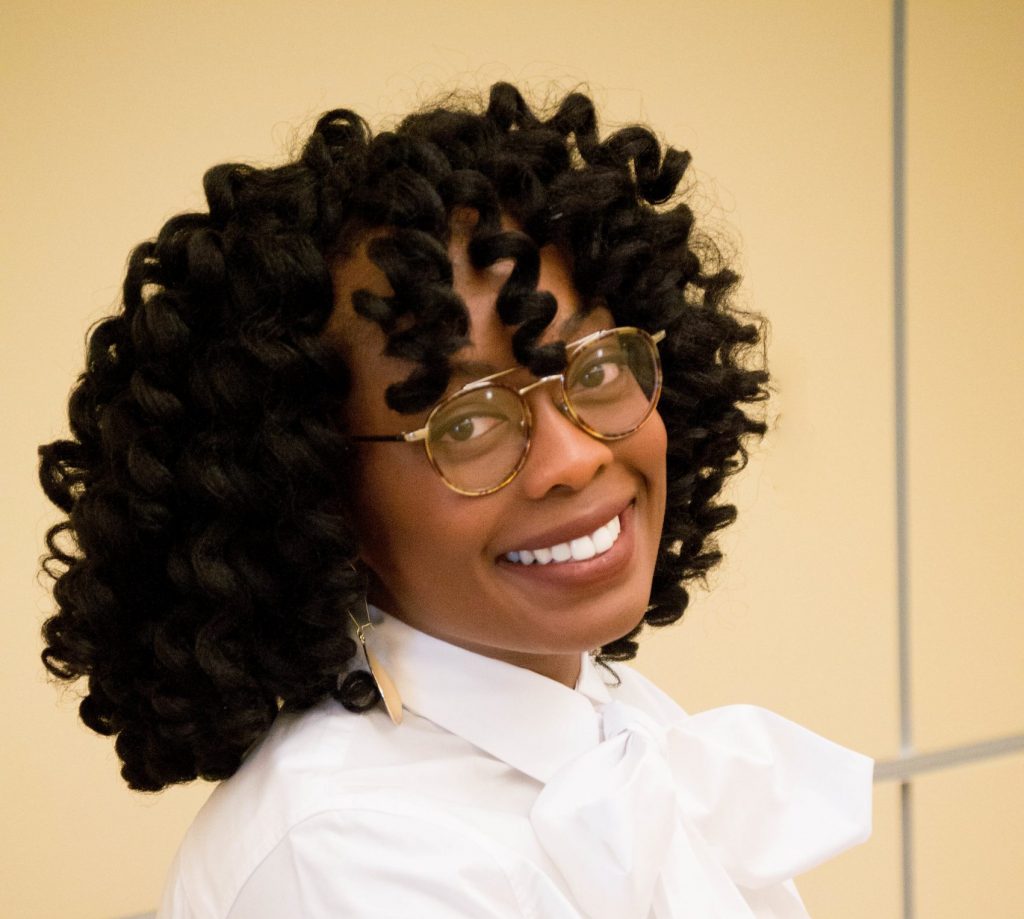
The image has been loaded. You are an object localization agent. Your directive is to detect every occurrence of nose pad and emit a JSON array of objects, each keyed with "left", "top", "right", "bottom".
[{"left": 517, "top": 386, "right": 614, "bottom": 497}]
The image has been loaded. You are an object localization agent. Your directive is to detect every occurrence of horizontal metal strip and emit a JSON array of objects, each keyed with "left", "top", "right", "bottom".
[{"left": 874, "top": 734, "right": 1024, "bottom": 782}]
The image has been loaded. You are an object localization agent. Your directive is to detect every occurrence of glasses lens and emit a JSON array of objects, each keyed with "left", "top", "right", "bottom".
[
  {"left": 564, "top": 330, "right": 660, "bottom": 437},
  {"left": 426, "top": 386, "right": 527, "bottom": 493}
]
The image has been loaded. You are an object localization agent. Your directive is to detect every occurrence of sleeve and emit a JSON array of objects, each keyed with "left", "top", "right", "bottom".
[{"left": 224, "top": 808, "right": 532, "bottom": 919}]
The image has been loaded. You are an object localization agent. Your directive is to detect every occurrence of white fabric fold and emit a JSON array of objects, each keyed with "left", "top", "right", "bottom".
[
  {"left": 161, "top": 610, "right": 875, "bottom": 919},
  {"left": 531, "top": 702, "right": 873, "bottom": 919}
]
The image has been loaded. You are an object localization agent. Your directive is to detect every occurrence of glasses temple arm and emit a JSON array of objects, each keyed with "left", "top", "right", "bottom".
[{"left": 350, "top": 429, "right": 428, "bottom": 444}]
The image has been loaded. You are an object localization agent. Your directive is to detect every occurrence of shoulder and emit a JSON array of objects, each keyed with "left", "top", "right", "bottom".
[
  {"left": 158, "top": 698, "right": 572, "bottom": 919},
  {"left": 222, "top": 806, "right": 538, "bottom": 919},
  {"left": 155, "top": 704, "right": 436, "bottom": 909},
  {"left": 158, "top": 699, "right": 369, "bottom": 917},
  {"left": 162, "top": 787, "right": 572, "bottom": 919},
  {"left": 162, "top": 802, "right": 534, "bottom": 919}
]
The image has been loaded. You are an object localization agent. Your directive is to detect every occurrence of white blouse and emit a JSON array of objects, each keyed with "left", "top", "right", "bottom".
[{"left": 158, "top": 609, "right": 873, "bottom": 919}]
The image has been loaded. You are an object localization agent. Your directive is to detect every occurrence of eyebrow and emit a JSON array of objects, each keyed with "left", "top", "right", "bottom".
[
  {"left": 449, "top": 359, "right": 502, "bottom": 381},
  {"left": 558, "top": 310, "right": 589, "bottom": 339},
  {"left": 448, "top": 312, "right": 592, "bottom": 381}
]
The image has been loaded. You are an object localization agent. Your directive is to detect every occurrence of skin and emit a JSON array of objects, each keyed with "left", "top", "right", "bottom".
[{"left": 326, "top": 224, "right": 667, "bottom": 688}]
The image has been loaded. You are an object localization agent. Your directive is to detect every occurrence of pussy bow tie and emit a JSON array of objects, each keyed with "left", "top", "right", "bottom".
[{"left": 530, "top": 703, "right": 873, "bottom": 919}]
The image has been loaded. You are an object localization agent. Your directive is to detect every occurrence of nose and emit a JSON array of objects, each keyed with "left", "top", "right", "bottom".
[{"left": 516, "top": 385, "right": 614, "bottom": 498}]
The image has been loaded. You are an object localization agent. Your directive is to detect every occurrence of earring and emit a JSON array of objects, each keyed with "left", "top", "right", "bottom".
[{"left": 349, "top": 606, "right": 403, "bottom": 726}]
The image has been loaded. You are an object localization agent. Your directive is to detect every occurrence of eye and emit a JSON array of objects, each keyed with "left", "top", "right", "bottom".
[
  {"left": 438, "top": 412, "right": 507, "bottom": 443},
  {"left": 428, "top": 386, "right": 524, "bottom": 455},
  {"left": 576, "top": 359, "right": 624, "bottom": 389}
]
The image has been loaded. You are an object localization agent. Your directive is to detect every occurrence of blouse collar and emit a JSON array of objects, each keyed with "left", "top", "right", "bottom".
[
  {"left": 365, "top": 605, "right": 612, "bottom": 784},
  {"left": 360, "top": 606, "right": 874, "bottom": 919}
]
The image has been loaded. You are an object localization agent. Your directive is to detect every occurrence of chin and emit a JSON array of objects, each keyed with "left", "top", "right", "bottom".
[{"left": 527, "top": 590, "right": 650, "bottom": 656}]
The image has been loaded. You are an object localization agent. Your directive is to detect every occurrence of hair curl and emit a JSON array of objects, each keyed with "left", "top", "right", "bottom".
[{"left": 39, "top": 83, "right": 768, "bottom": 791}]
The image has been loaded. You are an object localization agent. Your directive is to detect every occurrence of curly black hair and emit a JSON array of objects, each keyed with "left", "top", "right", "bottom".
[{"left": 38, "top": 83, "right": 768, "bottom": 792}]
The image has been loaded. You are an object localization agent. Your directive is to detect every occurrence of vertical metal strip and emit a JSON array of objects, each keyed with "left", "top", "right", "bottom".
[
  {"left": 892, "top": 1, "right": 913, "bottom": 917},
  {"left": 901, "top": 780, "right": 914, "bottom": 919}
]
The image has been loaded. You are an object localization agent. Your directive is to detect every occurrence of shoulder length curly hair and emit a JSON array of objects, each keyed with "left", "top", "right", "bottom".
[{"left": 38, "top": 83, "right": 768, "bottom": 791}]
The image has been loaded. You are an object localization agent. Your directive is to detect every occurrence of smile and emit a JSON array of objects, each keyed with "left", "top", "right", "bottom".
[{"left": 504, "top": 513, "right": 622, "bottom": 565}]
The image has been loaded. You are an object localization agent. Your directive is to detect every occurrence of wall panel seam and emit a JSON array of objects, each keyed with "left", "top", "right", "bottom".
[
  {"left": 892, "top": 1, "right": 912, "bottom": 917},
  {"left": 873, "top": 733, "right": 1024, "bottom": 782}
]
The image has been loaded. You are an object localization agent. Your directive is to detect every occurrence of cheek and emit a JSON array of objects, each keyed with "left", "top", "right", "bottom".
[
  {"left": 636, "top": 411, "right": 668, "bottom": 488},
  {"left": 633, "top": 412, "right": 669, "bottom": 538},
  {"left": 351, "top": 448, "right": 428, "bottom": 570},
  {"left": 352, "top": 446, "right": 485, "bottom": 585}
]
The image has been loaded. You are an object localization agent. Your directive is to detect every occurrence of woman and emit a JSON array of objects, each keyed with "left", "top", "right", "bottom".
[{"left": 39, "top": 83, "right": 872, "bottom": 918}]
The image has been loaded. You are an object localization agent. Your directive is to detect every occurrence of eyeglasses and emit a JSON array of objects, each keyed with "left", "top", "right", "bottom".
[{"left": 351, "top": 326, "right": 665, "bottom": 496}]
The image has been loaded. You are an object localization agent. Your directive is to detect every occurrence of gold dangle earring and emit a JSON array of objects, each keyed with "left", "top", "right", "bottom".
[{"left": 349, "top": 604, "right": 403, "bottom": 726}]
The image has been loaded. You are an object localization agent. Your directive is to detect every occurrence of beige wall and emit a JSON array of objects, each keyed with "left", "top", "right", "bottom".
[{"left": 2, "top": 2, "right": 1020, "bottom": 917}]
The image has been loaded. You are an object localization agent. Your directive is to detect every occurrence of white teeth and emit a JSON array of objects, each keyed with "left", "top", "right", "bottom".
[
  {"left": 551, "top": 542, "right": 572, "bottom": 562},
  {"left": 570, "top": 536, "right": 596, "bottom": 561},
  {"left": 505, "top": 513, "right": 622, "bottom": 566},
  {"left": 592, "top": 525, "right": 614, "bottom": 554}
]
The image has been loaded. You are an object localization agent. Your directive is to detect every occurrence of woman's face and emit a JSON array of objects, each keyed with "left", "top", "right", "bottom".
[{"left": 327, "top": 230, "right": 667, "bottom": 687}]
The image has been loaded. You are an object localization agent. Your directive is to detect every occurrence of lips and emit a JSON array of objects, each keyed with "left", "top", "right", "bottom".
[
  {"left": 494, "top": 500, "right": 638, "bottom": 594},
  {"left": 505, "top": 513, "right": 621, "bottom": 565}
]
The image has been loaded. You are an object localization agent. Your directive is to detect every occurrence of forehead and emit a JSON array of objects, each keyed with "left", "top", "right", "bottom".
[{"left": 325, "top": 231, "right": 610, "bottom": 421}]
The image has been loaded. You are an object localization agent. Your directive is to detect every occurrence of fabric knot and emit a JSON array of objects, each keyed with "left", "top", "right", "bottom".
[
  {"left": 532, "top": 701, "right": 676, "bottom": 919},
  {"left": 600, "top": 699, "right": 665, "bottom": 746},
  {"left": 530, "top": 704, "right": 873, "bottom": 919}
]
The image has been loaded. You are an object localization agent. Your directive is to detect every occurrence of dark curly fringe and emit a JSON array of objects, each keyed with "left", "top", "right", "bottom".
[{"left": 39, "top": 82, "right": 768, "bottom": 790}]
